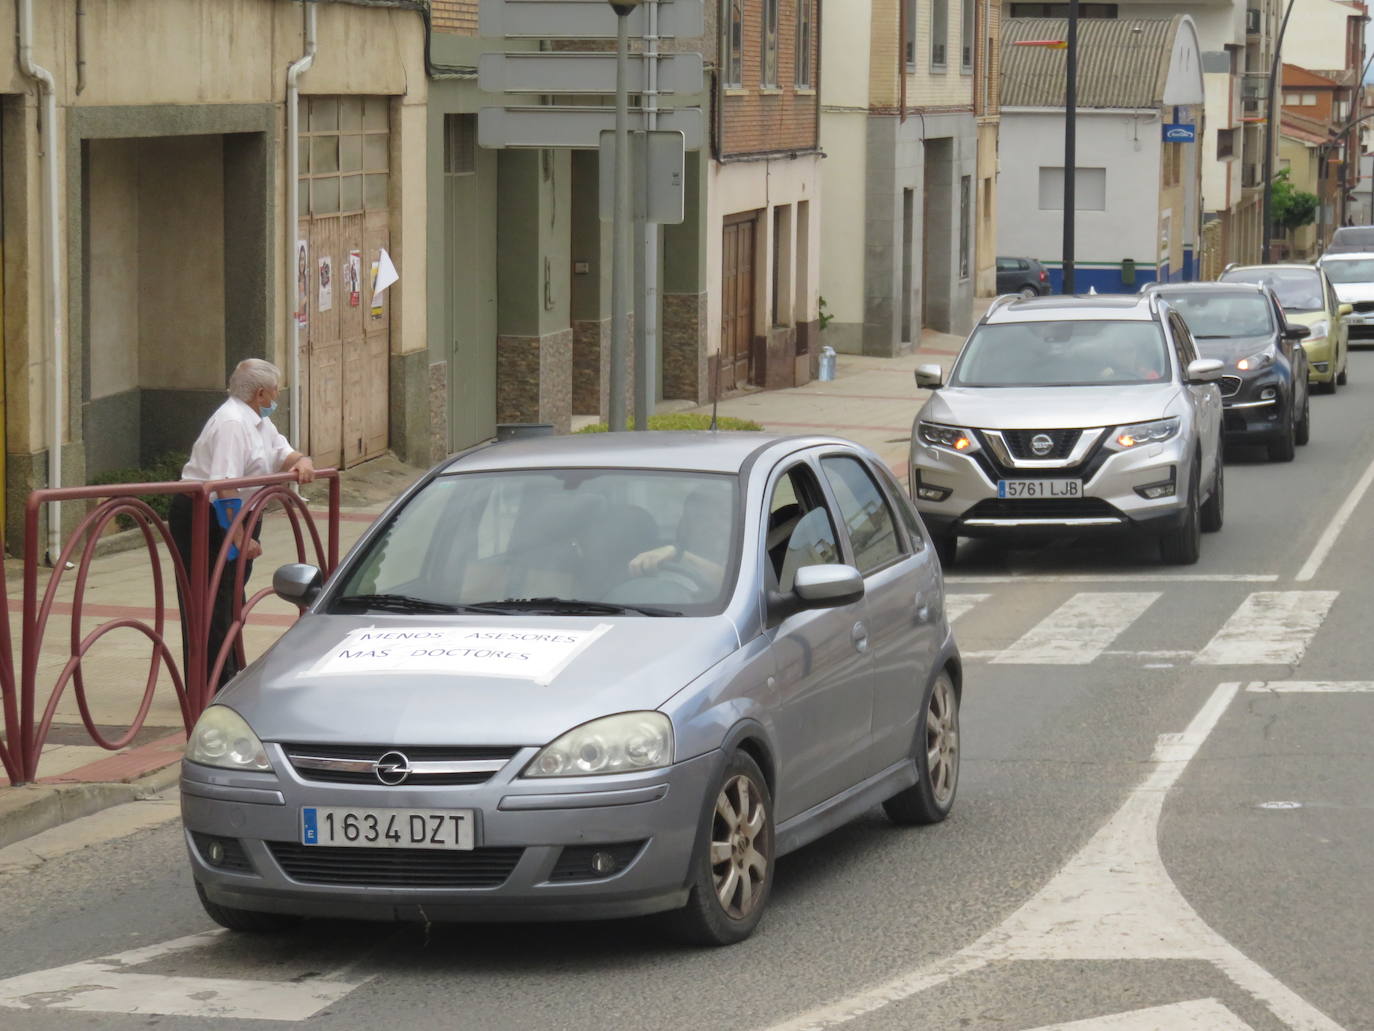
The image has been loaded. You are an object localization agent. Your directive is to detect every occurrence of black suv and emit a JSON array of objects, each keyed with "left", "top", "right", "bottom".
[{"left": 1145, "top": 282, "right": 1310, "bottom": 461}]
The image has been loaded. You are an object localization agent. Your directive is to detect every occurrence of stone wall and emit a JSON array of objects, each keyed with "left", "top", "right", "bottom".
[
  {"left": 663, "top": 292, "right": 708, "bottom": 403},
  {"left": 496, "top": 329, "right": 574, "bottom": 433}
]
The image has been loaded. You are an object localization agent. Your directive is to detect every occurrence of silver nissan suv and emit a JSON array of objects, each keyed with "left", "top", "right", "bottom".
[{"left": 909, "top": 294, "right": 1226, "bottom": 566}]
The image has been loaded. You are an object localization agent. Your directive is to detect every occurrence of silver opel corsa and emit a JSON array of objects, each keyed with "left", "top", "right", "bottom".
[
  {"left": 909, "top": 294, "right": 1226, "bottom": 566},
  {"left": 182, "top": 432, "right": 961, "bottom": 945}
]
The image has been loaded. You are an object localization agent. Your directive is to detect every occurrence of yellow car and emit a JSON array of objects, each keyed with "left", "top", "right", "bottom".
[{"left": 1219, "top": 263, "right": 1351, "bottom": 393}]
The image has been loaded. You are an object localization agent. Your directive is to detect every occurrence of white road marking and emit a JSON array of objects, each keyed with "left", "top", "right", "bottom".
[
  {"left": 0, "top": 930, "right": 365, "bottom": 1020},
  {"left": 945, "top": 573, "right": 1279, "bottom": 584},
  {"left": 990, "top": 592, "right": 1159, "bottom": 665},
  {"left": 1025, "top": 998, "right": 1255, "bottom": 1031},
  {"left": 1246, "top": 681, "right": 1374, "bottom": 693},
  {"left": 943, "top": 593, "right": 988, "bottom": 623},
  {"left": 762, "top": 681, "right": 1347, "bottom": 1031},
  {"left": 1194, "top": 592, "right": 1338, "bottom": 666},
  {"left": 1296, "top": 453, "right": 1374, "bottom": 581}
]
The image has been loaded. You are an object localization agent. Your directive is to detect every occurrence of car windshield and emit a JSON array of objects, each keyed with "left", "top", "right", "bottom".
[
  {"left": 333, "top": 469, "right": 741, "bottom": 616},
  {"left": 1319, "top": 258, "right": 1374, "bottom": 284},
  {"left": 1157, "top": 292, "right": 1273, "bottom": 338},
  {"left": 1222, "top": 268, "right": 1323, "bottom": 312},
  {"left": 1331, "top": 227, "right": 1374, "bottom": 249},
  {"left": 950, "top": 320, "right": 1170, "bottom": 387}
]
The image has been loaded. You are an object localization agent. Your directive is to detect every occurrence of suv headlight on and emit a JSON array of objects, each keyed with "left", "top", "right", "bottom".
[
  {"left": 1106, "top": 417, "right": 1181, "bottom": 451},
  {"left": 918, "top": 421, "right": 981, "bottom": 454},
  {"left": 186, "top": 706, "right": 272, "bottom": 772},
  {"left": 524, "top": 712, "right": 673, "bottom": 777},
  {"left": 1305, "top": 320, "right": 1329, "bottom": 343},
  {"left": 1236, "top": 349, "right": 1274, "bottom": 371}
]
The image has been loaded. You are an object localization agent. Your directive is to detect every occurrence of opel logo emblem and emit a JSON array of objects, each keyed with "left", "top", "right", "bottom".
[
  {"left": 1030, "top": 433, "right": 1055, "bottom": 457},
  {"left": 374, "top": 750, "right": 411, "bottom": 785}
]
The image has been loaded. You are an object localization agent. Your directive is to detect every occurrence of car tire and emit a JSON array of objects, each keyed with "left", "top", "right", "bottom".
[
  {"left": 1200, "top": 452, "right": 1224, "bottom": 533},
  {"left": 667, "top": 751, "right": 774, "bottom": 947},
  {"left": 195, "top": 881, "right": 301, "bottom": 933},
  {"left": 883, "top": 671, "right": 960, "bottom": 826},
  {"left": 1267, "top": 409, "right": 1296, "bottom": 462},
  {"left": 1295, "top": 389, "right": 1311, "bottom": 446},
  {"left": 1338, "top": 353, "right": 1348, "bottom": 386},
  {"left": 1319, "top": 373, "right": 1337, "bottom": 395},
  {"left": 1159, "top": 465, "right": 1201, "bottom": 565},
  {"left": 1019, "top": 285, "right": 1038, "bottom": 299},
  {"left": 933, "top": 534, "right": 958, "bottom": 569}
]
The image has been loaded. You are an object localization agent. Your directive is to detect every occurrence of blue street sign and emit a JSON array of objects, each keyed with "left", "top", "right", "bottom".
[{"left": 1163, "top": 123, "right": 1196, "bottom": 142}]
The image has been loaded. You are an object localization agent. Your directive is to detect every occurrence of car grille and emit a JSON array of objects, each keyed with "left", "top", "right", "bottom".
[
  {"left": 997, "top": 429, "right": 1081, "bottom": 460},
  {"left": 963, "top": 497, "right": 1122, "bottom": 521},
  {"left": 267, "top": 842, "right": 525, "bottom": 888},
  {"left": 1219, "top": 376, "right": 1242, "bottom": 398},
  {"left": 280, "top": 743, "right": 521, "bottom": 786}
]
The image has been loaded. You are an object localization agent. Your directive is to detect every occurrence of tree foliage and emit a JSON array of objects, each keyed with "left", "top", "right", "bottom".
[{"left": 1271, "top": 169, "right": 1319, "bottom": 232}]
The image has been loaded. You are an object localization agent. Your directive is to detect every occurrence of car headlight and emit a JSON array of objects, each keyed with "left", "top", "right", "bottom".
[
  {"left": 185, "top": 706, "right": 272, "bottom": 772},
  {"left": 918, "top": 421, "right": 980, "bottom": 454},
  {"left": 524, "top": 712, "right": 673, "bottom": 777},
  {"left": 1305, "top": 320, "right": 1329, "bottom": 343},
  {"left": 1105, "top": 417, "right": 1181, "bottom": 450},
  {"left": 1236, "top": 349, "right": 1274, "bottom": 371}
]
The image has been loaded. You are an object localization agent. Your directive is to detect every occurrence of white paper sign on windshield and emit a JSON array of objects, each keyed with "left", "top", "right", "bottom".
[{"left": 304, "top": 624, "right": 612, "bottom": 685}]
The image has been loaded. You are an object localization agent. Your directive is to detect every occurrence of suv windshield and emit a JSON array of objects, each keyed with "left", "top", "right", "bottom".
[
  {"left": 1330, "top": 227, "right": 1374, "bottom": 250},
  {"left": 1221, "top": 268, "right": 1324, "bottom": 312},
  {"left": 1319, "top": 257, "right": 1374, "bottom": 284},
  {"left": 1156, "top": 291, "right": 1273, "bottom": 338},
  {"left": 951, "top": 320, "right": 1170, "bottom": 387},
  {"left": 334, "top": 469, "right": 741, "bottom": 616}
]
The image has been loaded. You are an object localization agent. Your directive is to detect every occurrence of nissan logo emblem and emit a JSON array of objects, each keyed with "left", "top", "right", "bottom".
[
  {"left": 374, "top": 750, "right": 411, "bottom": 785},
  {"left": 1030, "top": 433, "right": 1055, "bottom": 457}
]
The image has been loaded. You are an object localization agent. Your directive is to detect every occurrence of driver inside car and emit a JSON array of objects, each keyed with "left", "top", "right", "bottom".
[{"left": 628, "top": 486, "right": 729, "bottom": 589}]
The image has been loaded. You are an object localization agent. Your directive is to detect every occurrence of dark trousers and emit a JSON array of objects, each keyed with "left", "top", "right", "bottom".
[{"left": 169, "top": 493, "right": 262, "bottom": 692}]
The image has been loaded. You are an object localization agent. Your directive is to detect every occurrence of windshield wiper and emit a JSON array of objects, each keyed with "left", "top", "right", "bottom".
[
  {"left": 464, "top": 597, "right": 682, "bottom": 617},
  {"left": 1194, "top": 334, "right": 1232, "bottom": 339},
  {"left": 333, "top": 593, "right": 461, "bottom": 614}
]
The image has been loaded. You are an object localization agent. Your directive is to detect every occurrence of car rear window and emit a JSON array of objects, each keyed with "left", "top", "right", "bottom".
[{"left": 951, "top": 320, "right": 1170, "bottom": 387}]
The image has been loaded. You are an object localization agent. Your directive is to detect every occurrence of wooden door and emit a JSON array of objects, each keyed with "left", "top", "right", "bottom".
[
  {"left": 305, "top": 217, "right": 343, "bottom": 470},
  {"left": 721, "top": 212, "right": 756, "bottom": 390}
]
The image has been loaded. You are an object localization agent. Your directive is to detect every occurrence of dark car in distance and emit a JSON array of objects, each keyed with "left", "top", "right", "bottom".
[
  {"left": 1145, "top": 282, "right": 1310, "bottom": 462},
  {"left": 996, "top": 256, "right": 1051, "bottom": 298}
]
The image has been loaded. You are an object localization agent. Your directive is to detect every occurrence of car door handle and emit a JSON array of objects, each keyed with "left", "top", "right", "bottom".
[{"left": 851, "top": 621, "right": 869, "bottom": 653}]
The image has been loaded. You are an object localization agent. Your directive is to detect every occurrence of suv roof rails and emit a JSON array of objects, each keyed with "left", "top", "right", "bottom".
[{"left": 985, "top": 293, "right": 1022, "bottom": 318}]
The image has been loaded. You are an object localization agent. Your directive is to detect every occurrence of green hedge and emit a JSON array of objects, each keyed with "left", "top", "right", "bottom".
[
  {"left": 576, "top": 413, "right": 763, "bottom": 433},
  {"left": 89, "top": 451, "right": 188, "bottom": 529}
]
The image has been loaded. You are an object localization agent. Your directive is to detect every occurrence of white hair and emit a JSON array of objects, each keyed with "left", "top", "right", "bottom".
[{"left": 228, "top": 359, "right": 281, "bottom": 401}]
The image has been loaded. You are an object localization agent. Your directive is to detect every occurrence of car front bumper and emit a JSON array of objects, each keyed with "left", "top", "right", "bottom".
[
  {"left": 182, "top": 746, "right": 721, "bottom": 923},
  {"left": 911, "top": 435, "right": 1192, "bottom": 540},
  {"left": 1345, "top": 312, "right": 1374, "bottom": 340},
  {"left": 1302, "top": 337, "right": 1336, "bottom": 380},
  {"left": 1220, "top": 374, "right": 1288, "bottom": 442}
]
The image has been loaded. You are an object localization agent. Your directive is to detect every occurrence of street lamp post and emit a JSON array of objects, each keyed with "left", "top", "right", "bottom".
[
  {"left": 1063, "top": 0, "right": 1079, "bottom": 294},
  {"left": 608, "top": 0, "right": 642, "bottom": 432},
  {"left": 1261, "top": 0, "right": 1297, "bottom": 262}
]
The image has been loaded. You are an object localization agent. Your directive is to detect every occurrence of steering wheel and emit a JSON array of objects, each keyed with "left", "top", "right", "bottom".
[{"left": 654, "top": 558, "right": 707, "bottom": 596}]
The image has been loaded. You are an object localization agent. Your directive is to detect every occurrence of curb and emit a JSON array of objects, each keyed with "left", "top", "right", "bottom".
[{"left": 0, "top": 763, "right": 182, "bottom": 852}]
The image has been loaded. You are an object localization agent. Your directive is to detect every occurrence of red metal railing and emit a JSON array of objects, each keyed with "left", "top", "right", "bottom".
[{"left": 0, "top": 471, "right": 340, "bottom": 786}]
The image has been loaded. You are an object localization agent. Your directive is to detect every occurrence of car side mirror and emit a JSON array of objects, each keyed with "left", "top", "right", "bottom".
[
  {"left": 1352, "top": 300, "right": 1374, "bottom": 314},
  {"left": 1338, "top": 303, "right": 1354, "bottom": 317},
  {"left": 1186, "top": 358, "right": 1225, "bottom": 383},
  {"left": 768, "top": 564, "right": 865, "bottom": 624},
  {"left": 915, "top": 364, "right": 944, "bottom": 390},
  {"left": 1283, "top": 323, "right": 1311, "bottom": 341},
  {"left": 273, "top": 563, "right": 323, "bottom": 609}
]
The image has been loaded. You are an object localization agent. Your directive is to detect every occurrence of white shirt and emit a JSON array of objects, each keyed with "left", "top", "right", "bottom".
[{"left": 181, "top": 397, "right": 296, "bottom": 489}]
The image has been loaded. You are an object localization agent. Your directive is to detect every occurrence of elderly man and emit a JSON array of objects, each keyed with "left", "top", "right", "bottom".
[{"left": 169, "top": 359, "right": 315, "bottom": 690}]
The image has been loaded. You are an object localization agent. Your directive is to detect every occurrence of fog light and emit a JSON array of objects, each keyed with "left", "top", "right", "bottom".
[
  {"left": 1260, "top": 387, "right": 1276, "bottom": 400},
  {"left": 206, "top": 840, "right": 226, "bottom": 866},
  {"left": 916, "top": 478, "right": 953, "bottom": 502},
  {"left": 591, "top": 851, "right": 618, "bottom": 876},
  {"left": 1313, "top": 362, "right": 1329, "bottom": 373},
  {"left": 1134, "top": 470, "right": 1177, "bottom": 500}
]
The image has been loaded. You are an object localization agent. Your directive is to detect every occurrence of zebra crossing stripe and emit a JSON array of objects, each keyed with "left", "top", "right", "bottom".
[
  {"left": 1245, "top": 681, "right": 1374, "bottom": 693},
  {"left": 943, "top": 593, "right": 988, "bottom": 623},
  {"left": 990, "top": 592, "right": 1160, "bottom": 665},
  {"left": 1193, "top": 592, "right": 1339, "bottom": 666}
]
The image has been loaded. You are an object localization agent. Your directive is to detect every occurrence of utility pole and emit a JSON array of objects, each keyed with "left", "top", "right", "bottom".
[
  {"left": 1062, "top": 0, "right": 1079, "bottom": 294},
  {"left": 608, "top": 0, "right": 643, "bottom": 431},
  {"left": 1262, "top": 0, "right": 1297, "bottom": 262},
  {"left": 633, "top": 1, "right": 660, "bottom": 431}
]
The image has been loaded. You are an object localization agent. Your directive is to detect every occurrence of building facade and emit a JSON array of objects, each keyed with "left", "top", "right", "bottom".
[{"left": 820, "top": 0, "right": 981, "bottom": 357}]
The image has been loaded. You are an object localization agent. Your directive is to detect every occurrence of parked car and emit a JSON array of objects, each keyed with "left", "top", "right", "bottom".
[
  {"left": 996, "top": 256, "right": 1051, "bottom": 298},
  {"left": 181, "top": 432, "right": 961, "bottom": 946},
  {"left": 1324, "top": 225, "right": 1374, "bottom": 255},
  {"left": 909, "top": 293, "right": 1225, "bottom": 566},
  {"left": 1145, "top": 282, "right": 1310, "bottom": 461},
  {"left": 1218, "top": 263, "right": 1350, "bottom": 393},
  {"left": 1316, "top": 252, "right": 1374, "bottom": 342}
]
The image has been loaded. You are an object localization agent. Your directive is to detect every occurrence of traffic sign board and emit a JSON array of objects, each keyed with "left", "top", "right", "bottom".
[
  {"left": 479, "top": 52, "right": 704, "bottom": 95},
  {"left": 598, "top": 130, "right": 686, "bottom": 224},
  {"left": 479, "top": 0, "right": 704, "bottom": 39},
  {"left": 478, "top": 106, "right": 704, "bottom": 150}
]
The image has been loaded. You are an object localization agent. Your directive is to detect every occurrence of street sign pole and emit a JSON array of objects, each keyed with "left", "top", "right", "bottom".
[
  {"left": 609, "top": 1, "right": 641, "bottom": 432},
  {"left": 1062, "top": 0, "right": 1078, "bottom": 294},
  {"left": 634, "top": 0, "right": 659, "bottom": 432}
]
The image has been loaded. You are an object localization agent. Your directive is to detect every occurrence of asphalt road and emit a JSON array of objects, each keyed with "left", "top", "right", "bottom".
[{"left": 2, "top": 355, "right": 1373, "bottom": 1031}]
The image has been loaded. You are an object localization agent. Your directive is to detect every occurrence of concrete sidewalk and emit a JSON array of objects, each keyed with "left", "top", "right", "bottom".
[{"left": 0, "top": 314, "right": 977, "bottom": 848}]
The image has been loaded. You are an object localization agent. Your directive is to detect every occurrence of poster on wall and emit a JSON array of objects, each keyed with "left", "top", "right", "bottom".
[
  {"left": 369, "top": 260, "right": 384, "bottom": 320},
  {"left": 295, "top": 240, "right": 309, "bottom": 328},
  {"left": 318, "top": 255, "right": 334, "bottom": 313},
  {"left": 346, "top": 250, "right": 362, "bottom": 307}
]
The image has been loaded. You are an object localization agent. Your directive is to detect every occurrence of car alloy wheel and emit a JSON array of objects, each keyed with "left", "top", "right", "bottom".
[
  {"left": 1201, "top": 451, "right": 1224, "bottom": 533},
  {"left": 1019, "top": 286, "right": 1038, "bottom": 299},
  {"left": 883, "top": 671, "right": 960, "bottom": 825},
  {"left": 1159, "top": 465, "right": 1201, "bottom": 565}
]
